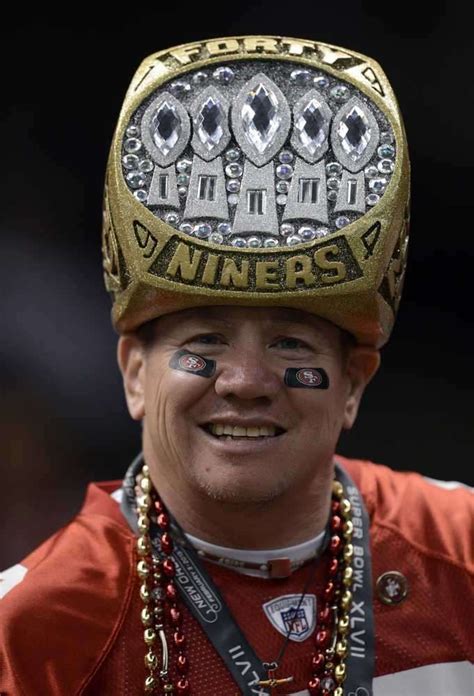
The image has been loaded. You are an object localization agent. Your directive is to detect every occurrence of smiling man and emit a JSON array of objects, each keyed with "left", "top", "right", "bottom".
[{"left": 1, "top": 36, "right": 473, "bottom": 696}]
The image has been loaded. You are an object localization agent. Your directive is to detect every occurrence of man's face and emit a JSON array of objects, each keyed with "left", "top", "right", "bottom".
[{"left": 120, "top": 306, "right": 374, "bottom": 505}]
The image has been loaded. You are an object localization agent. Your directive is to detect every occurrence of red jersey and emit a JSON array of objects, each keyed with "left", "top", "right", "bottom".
[{"left": 0, "top": 457, "right": 472, "bottom": 695}]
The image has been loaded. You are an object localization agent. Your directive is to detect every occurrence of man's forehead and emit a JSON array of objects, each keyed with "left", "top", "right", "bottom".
[{"left": 163, "top": 305, "right": 334, "bottom": 331}]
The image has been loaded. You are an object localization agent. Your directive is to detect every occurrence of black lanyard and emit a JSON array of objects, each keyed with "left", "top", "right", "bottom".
[{"left": 121, "top": 454, "right": 374, "bottom": 695}]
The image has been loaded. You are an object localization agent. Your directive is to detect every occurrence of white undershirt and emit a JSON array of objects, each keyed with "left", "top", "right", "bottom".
[{"left": 185, "top": 529, "right": 327, "bottom": 578}]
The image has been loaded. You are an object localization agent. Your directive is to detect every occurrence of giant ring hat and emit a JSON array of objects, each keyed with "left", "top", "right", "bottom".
[{"left": 102, "top": 36, "right": 410, "bottom": 347}]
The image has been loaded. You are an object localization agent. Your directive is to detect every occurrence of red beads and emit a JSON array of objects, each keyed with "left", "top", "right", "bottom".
[
  {"left": 169, "top": 606, "right": 182, "bottom": 625},
  {"left": 324, "top": 581, "right": 335, "bottom": 602},
  {"left": 165, "top": 582, "right": 178, "bottom": 601},
  {"left": 315, "top": 629, "right": 330, "bottom": 648},
  {"left": 329, "top": 558, "right": 339, "bottom": 576},
  {"left": 154, "top": 499, "right": 164, "bottom": 514},
  {"left": 174, "top": 630, "right": 186, "bottom": 648},
  {"left": 161, "top": 532, "right": 173, "bottom": 555},
  {"left": 329, "top": 535, "right": 342, "bottom": 555},
  {"left": 318, "top": 605, "right": 331, "bottom": 625},
  {"left": 177, "top": 653, "right": 189, "bottom": 673},
  {"left": 311, "top": 652, "right": 325, "bottom": 672},
  {"left": 176, "top": 677, "right": 190, "bottom": 694},
  {"left": 162, "top": 558, "right": 176, "bottom": 577},
  {"left": 331, "top": 500, "right": 341, "bottom": 515},
  {"left": 330, "top": 514, "right": 342, "bottom": 532},
  {"left": 308, "top": 677, "right": 321, "bottom": 694}
]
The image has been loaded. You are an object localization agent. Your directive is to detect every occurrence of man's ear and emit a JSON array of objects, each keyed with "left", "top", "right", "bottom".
[
  {"left": 342, "top": 347, "right": 380, "bottom": 430},
  {"left": 117, "top": 335, "right": 146, "bottom": 421}
]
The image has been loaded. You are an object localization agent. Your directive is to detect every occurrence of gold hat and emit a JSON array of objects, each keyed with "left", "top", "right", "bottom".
[{"left": 102, "top": 36, "right": 410, "bottom": 347}]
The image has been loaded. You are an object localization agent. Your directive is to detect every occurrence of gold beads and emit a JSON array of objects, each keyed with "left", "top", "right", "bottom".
[
  {"left": 343, "top": 543, "right": 354, "bottom": 562},
  {"left": 137, "top": 560, "right": 150, "bottom": 579},
  {"left": 137, "top": 514, "right": 150, "bottom": 532},
  {"left": 144, "top": 628, "right": 157, "bottom": 645},
  {"left": 144, "top": 675, "right": 156, "bottom": 692},
  {"left": 340, "top": 589, "right": 352, "bottom": 611},
  {"left": 332, "top": 480, "right": 344, "bottom": 498},
  {"left": 140, "top": 583, "right": 151, "bottom": 603},
  {"left": 335, "top": 663, "right": 346, "bottom": 682},
  {"left": 145, "top": 650, "right": 157, "bottom": 669},
  {"left": 136, "top": 536, "right": 149, "bottom": 556},
  {"left": 343, "top": 519, "right": 353, "bottom": 538},
  {"left": 334, "top": 688, "right": 344, "bottom": 696},
  {"left": 340, "top": 498, "right": 351, "bottom": 515},
  {"left": 336, "top": 639, "right": 348, "bottom": 658},
  {"left": 343, "top": 566, "right": 353, "bottom": 586},
  {"left": 140, "top": 476, "right": 152, "bottom": 494},
  {"left": 141, "top": 607, "right": 152, "bottom": 626},
  {"left": 137, "top": 493, "right": 152, "bottom": 510},
  {"left": 338, "top": 616, "right": 349, "bottom": 634}
]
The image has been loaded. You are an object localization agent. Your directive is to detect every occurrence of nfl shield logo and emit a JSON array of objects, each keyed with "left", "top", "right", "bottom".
[{"left": 263, "top": 594, "right": 316, "bottom": 642}]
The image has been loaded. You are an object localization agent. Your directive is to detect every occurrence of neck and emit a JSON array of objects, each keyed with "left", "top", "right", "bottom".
[{"left": 144, "top": 450, "right": 334, "bottom": 550}]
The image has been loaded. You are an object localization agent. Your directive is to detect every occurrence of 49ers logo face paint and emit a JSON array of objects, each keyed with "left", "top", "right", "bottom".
[
  {"left": 284, "top": 367, "right": 329, "bottom": 389},
  {"left": 169, "top": 349, "right": 216, "bottom": 378}
]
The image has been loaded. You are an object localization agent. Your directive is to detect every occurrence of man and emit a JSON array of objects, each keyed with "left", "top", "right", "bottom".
[{"left": 0, "top": 35, "right": 472, "bottom": 696}]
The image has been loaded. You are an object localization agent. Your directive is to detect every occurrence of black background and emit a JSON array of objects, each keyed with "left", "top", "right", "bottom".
[{"left": 1, "top": 2, "right": 472, "bottom": 567}]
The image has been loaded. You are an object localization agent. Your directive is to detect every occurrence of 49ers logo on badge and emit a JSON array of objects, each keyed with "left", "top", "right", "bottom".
[
  {"left": 263, "top": 594, "right": 317, "bottom": 642},
  {"left": 169, "top": 349, "right": 216, "bottom": 378},
  {"left": 284, "top": 367, "right": 329, "bottom": 389}
]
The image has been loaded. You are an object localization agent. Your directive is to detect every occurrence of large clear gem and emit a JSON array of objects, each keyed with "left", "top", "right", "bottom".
[
  {"left": 295, "top": 98, "right": 328, "bottom": 155},
  {"left": 241, "top": 83, "right": 281, "bottom": 154},
  {"left": 337, "top": 105, "right": 371, "bottom": 160},
  {"left": 150, "top": 101, "right": 181, "bottom": 156},
  {"left": 196, "top": 97, "right": 225, "bottom": 151}
]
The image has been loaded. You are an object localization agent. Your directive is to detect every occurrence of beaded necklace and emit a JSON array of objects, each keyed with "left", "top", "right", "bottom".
[{"left": 135, "top": 463, "right": 354, "bottom": 695}]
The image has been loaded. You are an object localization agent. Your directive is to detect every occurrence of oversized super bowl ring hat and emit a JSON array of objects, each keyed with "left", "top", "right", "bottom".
[{"left": 102, "top": 35, "right": 410, "bottom": 347}]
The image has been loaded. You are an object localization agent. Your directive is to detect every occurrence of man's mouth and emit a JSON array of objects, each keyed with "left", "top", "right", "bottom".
[{"left": 202, "top": 423, "right": 286, "bottom": 440}]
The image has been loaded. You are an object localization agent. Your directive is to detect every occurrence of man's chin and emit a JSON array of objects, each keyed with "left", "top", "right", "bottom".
[{"left": 192, "top": 466, "right": 292, "bottom": 506}]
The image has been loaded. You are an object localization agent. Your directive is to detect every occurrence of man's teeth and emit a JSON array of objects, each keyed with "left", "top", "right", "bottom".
[{"left": 209, "top": 424, "right": 277, "bottom": 437}]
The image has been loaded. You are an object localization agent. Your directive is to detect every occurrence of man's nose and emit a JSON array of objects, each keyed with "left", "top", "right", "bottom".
[{"left": 214, "top": 349, "right": 281, "bottom": 401}]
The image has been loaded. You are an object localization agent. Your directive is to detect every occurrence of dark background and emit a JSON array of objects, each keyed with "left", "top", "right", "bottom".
[{"left": 1, "top": 2, "right": 472, "bottom": 568}]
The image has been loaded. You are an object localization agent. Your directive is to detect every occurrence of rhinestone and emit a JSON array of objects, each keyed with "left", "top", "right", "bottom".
[
  {"left": 378, "top": 158, "right": 394, "bottom": 174},
  {"left": 264, "top": 237, "right": 279, "bottom": 247},
  {"left": 123, "top": 154, "right": 139, "bottom": 169},
  {"left": 192, "top": 71, "right": 208, "bottom": 84},
  {"left": 226, "top": 179, "right": 240, "bottom": 193},
  {"left": 327, "top": 190, "right": 338, "bottom": 202},
  {"left": 178, "top": 186, "right": 188, "bottom": 196},
  {"left": 331, "top": 84, "right": 350, "bottom": 101},
  {"left": 170, "top": 81, "right": 191, "bottom": 94},
  {"left": 165, "top": 212, "right": 179, "bottom": 225},
  {"left": 364, "top": 165, "right": 379, "bottom": 178},
  {"left": 295, "top": 98, "right": 330, "bottom": 155},
  {"left": 217, "top": 222, "right": 232, "bottom": 236},
  {"left": 151, "top": 587, "right": 163, "bottom": 601},
  {"left": 247, "top": 236, "right": 261, "bottom": 248},
  {"left": 177, "top": 173, "right": 189, "bottom": 186},
  {"left": 126, "top": 124, "right": 140, "bottom": 137},
  {"left": 326, "top": 162, "right": 342, "bottom": 176},
  {"left": 139, "top": 159, "right": 154, "bottom": 173},
  {"left": 227, "top": 194, "right": 239, "bottom": 205},
  {"left": 366, "top": 193, "right": 380, "bottom": 206},
  {"left": 287, "top": 234, "right": 302, "bottom": 246},
  {"left": 280, "top": 223, "right": 295, "bottom": 237},
  {"left": 196, "top": 96, "right": 227, "bottom": 151},
  {"left": 336, "top": 215, "right": 350, "bottom": 228},
  {"left": 241, "top": 82, "right": 281, "bottom": 154},
  {"left": 194, "top": 223, "right": 212, "bottom": 238},
  {"left": 151, "top": 102, "right": 181, "bottom": 156},
  {"left": 327, "top": 177, "right": 340, "bottom": 190},
  {"left": 276, "top": 194, "right": 287, "bottom": 205},
  {"left": 315, "top": 227, "right": 330, "bottom": 238},
  {"left": 321, "top": 677, "right": 336, "bottom": 690},
  {"left": 124, "top": 137, "right": 142, "bottom": 153},
  {"left": 338, "top": 105, "right": 372, "bottom": 161},
  {"left": 380, "top": 131, "right": 394, "bottom": 144},
  {"left": 225, "top": 163, "right": 243, "bottom": 177},
  {"left": 225, "top": 148, "right": 240, "bottom": 162},
  {"left": 369, "top": 177, "right": 387, "bottom": 193},
  {"left": 231, "top": 237, "right": 246, "bottom": 248},
  {"left": 276, "top": 164, "right": 293, "bottom": 179},
  {"left": 179, "top": 222, "right": 193, "bottom": 234},
  {"left": 298, "top": 226, "right": 316, "bottom": 241},
  {"left": 213, "top": 66, "right": 235, "bottom": 83},
  {"left": 378, "top": 144, "right": 395, "bottom": 158},
  {"left": 276, "top": 180, "right": 289, "bottom": 194},
  {"left": 314, "top": 76, "right": 329, "bottom": 88},
  {"left": 177, "top": 159, "right": 192, "bottom": 172},
  {"left": 134, "top": 189, "right": 147, "bottom": 202},
  {"left": 126, "top": 170, "right": 146, "bottom": 188},
  {"left": 279, "top": 150, "right": 293, "bottom": 164},
  {"left": 209, "top": 232, "right": 224, "bottom": 244},
  {"left": 290, "top": 68, "right": 312, "bottom": 84}
]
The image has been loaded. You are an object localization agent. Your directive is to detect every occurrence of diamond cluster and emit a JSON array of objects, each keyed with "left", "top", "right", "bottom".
[{"left": 121, "top": 61, "right": 396, "bottom": 249}]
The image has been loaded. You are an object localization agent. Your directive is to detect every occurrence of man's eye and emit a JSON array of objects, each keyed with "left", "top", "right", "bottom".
[{"left": 274, "top": 337, "right": 307, "bottom": 349}]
